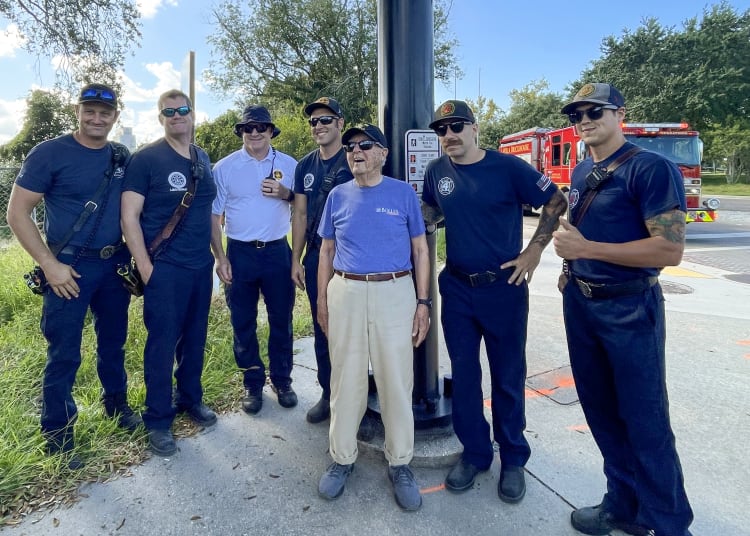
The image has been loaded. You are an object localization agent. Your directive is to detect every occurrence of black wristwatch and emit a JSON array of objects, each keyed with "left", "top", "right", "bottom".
[
  {"left": 417, "top": 298, "right": 432, "bottom": 309},
  {"left": 285, "top": 189, "right": 295, "bottom": 202}
]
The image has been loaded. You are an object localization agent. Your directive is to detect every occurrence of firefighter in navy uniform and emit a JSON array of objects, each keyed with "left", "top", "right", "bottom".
[
  {"left": 422, "top": 100, "right": 567, "bottom": 503},
  {"left": 553, "top": 83, "right": 693, "bottom": 536}
]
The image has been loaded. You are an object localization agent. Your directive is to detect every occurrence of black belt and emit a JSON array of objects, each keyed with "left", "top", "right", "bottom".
[
  {"left": 446, "top": 264, "right": 512, "bottom": 287},
  {"left": 57, "top": 242, "right": 125, "bottom": 260},
  {"left": 229, "top": 237, "right": 286, "bottom": 249},
  {"left": 572, "top": 275, "right": 658, "bottom": 299},
  {"left": 334, "top": 270, "right": 411, "bottom": 282}
]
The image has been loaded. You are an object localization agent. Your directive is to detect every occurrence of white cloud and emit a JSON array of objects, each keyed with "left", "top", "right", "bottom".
[
  {"left": 137, "top": 0, "right": 179, "bottom": 19},
  {"left": 0, "top": 97, "right": 27, "bottom": 145},
  {"left": 0, "top": 23, "right": 25, "bottom": 58}
]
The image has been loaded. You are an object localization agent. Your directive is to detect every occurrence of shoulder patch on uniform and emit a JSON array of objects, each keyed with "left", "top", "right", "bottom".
[{"left": 536, "top": 174, "right": 552, "bottom": 192}]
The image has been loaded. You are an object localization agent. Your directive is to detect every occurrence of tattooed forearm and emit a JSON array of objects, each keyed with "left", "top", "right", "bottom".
[
  {"left": 421, "top": 200, "right": 444, "bottom": 225},
  {"left": 530, "top": 189, "right": 568, "bottom": 248},
  {"left": 645, "top": 209, "right": 686, "bottom": 244}
]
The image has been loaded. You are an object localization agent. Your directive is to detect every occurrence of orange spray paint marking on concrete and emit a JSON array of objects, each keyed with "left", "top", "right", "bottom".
[
  {"left": 737, "top": 340, "right": 750, "bottom": 346},
  {"left": 567, "top": 424, "right": 590, "bottom": 432},
  {"left": 420, "top": 483, "right": 446, "bottom": 494}
]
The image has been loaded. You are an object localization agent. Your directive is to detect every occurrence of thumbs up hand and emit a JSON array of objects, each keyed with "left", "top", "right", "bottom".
[{"left": 553, "top": 217, "right": 588, "bottom": 260}]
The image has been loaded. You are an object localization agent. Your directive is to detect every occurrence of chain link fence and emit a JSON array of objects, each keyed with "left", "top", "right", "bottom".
[{"left": 1, "top": 166, "right": 20, "bottom": 243}]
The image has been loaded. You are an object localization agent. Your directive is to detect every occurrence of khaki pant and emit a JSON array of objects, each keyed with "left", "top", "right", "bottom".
[{"left": 327, "top": 274, "right": 416, "bottom": 466}]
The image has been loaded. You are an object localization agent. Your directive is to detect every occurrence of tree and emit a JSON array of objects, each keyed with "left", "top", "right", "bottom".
[
  {"left": 0, "top": 90, "right": 77, "bottom": 162},
  {"left": 1, "top": 0, "right": 141, "bottom": 87},
  {"left": 194, "top": 110, "right": 243, "bottom": 163},
  {"left": 465, "top": 96, "right": 505, "bottom": 150},
  {"left": 206, "top": 0, "right": 460, "bottom": 126},
  {"left": 704, "top": 118, "right": 750, "bottom": 183},
  {"left": 496, "top": 80, "right": 567, "bottom": 139},
  {"left": 571, "top": 2, "right": 750, "bottom": 133}
]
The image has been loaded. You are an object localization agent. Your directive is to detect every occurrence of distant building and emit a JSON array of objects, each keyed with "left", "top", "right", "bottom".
[{"left": 116, "top": 126, "right": 137, "bottom": 152}]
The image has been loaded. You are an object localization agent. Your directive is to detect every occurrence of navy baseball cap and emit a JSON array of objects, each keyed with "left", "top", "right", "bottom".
[
  {"left": 78, "top": 83, "right": 118, "bottom": 108},
  {"left": 429, "top": 100, "right": 475, "bottom": 129},
  {"left": 341, "top": 123, "right": 388, "bottom": 148},
  {"left": 235, "top": 104, "right": 281, "bottom": 138},
  {"left": 304, "top": 97, "right": 344, "bottom": 117},
  {"left": 561, "top": 83, "right": 625, "bottom": 114}
]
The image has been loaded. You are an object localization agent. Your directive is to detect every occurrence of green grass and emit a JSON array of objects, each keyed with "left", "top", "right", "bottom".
[
  {"left": 0, "top": 242, "right": 313, "bottom": 525},
  {"left": 701, "top": 173, "right": 750, "bottom": 196}
]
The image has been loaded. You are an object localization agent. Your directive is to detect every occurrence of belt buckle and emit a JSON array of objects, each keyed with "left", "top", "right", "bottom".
[
  {"left": 99, "top": 245, "right": 116, "bottom": 259},
  {"left": 578, "top": 279, "right": 593, "bottom": 298},
  {"left": 468, "top": 271, "right": 495, "bottom": 287},
  {"left": 255, "top": 241, "right": 266, "bottom": 249}
]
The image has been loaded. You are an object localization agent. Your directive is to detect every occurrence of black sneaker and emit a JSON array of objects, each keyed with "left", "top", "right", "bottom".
[
  {"left": 570, "top": 504, "right": 652, "bottom": 536},
  {"left": 306, "top": 397, "right": 330, "bottom": 423},
  {"left": 271, "top": 384, "right": 298, "bottom": 408},
  {"left": 498, "top": 465, "right": 526, "bottom": 503},
  {"left": 103, "top": 392, "right": 143, "bottom": 432},
  {"left": 183, "top": 403, "right": 217, "bottom": 427},
  {"left": 148, "top": 429, "right": 177, "bottom": 457},
  {"left": 242, "top": 389, "right": 263, "bottom": 414},
  {"left": 45, "top": 445, "right": 84, "bottom": 470},
  {"left": 318, "top": 462, "right": 353, "bottom": 500},
  {"left": 388, "top": 464, "right": 422, "bottom": 511}
]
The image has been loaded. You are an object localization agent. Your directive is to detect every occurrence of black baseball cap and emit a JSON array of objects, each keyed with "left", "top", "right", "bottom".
[
  {"left": 78, "top": 83, "right": 118, "bottom": 108},
  {"left": 429, "top": 100, "right": 475, "bottom": 129},
  {"left": 561, "top": 83, "right": 625, "bottom": 114},
  {"left": 304, "top": 97, "right": 344, "bottom": 118},
  {"left": 341, "top": 123, "right": 388, "bottom": 148}
]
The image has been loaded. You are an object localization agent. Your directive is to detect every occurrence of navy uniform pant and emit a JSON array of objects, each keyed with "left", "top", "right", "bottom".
[
  {"left": 303, "top": 246, "right": 331, "bottom": 399},
  {"left": 439, "top": 269, "right": 531, "bottom": 469},
  {"left": 142, "top": 260, "right": 213, "bottom": 431},
  {"left": 225, "top": 239, "right": 294, "bottom": 391},
  {"left": 40, "top": 250, "right": 131, "bottom": 446},
  {"left": 563, "top": 281, "right": 693, "bottom": 536}
]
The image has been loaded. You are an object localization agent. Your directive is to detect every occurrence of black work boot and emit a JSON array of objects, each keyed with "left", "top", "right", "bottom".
[
  {"left": 45, "top": 427, "right": 84, "bottom": 470},
  {"left": 103, "top": 392, "right": 142, "bottom": 432}
]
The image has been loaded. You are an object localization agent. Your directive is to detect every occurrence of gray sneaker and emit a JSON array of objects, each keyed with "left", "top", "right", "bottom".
[
  {"left": 318, "top": 462, "right": 353, "bottom": 500},
  {"left": 388, "top": 464, "right": 422, "bottom": 511}
]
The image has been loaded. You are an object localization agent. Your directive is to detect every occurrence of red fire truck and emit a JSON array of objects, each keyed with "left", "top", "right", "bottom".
[{"left": 499, "top": 123, "right": 719, "bottom": 222}]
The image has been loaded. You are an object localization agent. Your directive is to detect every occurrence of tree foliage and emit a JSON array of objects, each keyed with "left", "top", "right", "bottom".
[
  {"left": 206, "top": 0, "right": 460, "bottom": 125},
  {"left": 0, "top": 90, "right": 77, "bottom": 163},
  {"left": 1, "top": 0, "right": 141, "bottom": 87},
  {"left": 704, "top": 118, "right": 750, "bottom": 183},
  {"left": 495, "top": 80, "right": 567, "bottom": 142},
  {"left": 571, "top": 2, "right": 750, "bottom": 134},
  {"left": 464, "top": 96, "right": 505, "bottom": 150}
]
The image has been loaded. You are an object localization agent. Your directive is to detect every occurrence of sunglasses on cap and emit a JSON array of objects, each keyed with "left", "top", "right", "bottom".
[
  {"left": 160, "top": 106, "right": 192, "bottom": 117},
  {"left": 241, "top": 123, "right": 271, "bottom": 134},
  {"left": 344, "top": 140, "right": 383, "bottom": 152},
  {"left": 308, "top": 115, "right": 337, "bottom": 127},
  {"left": 80, "top": 88, "right": 116, "bottom": 103},
  {"left": 432, "top": 121, "right": 472, "bottom": 137},
  {"left": 567, "top": 105, "right": 619, "bottom": 124}
]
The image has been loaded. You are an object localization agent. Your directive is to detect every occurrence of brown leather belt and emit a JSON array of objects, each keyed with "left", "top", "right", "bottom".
[{"left": 334, "top": 270, "right": 411, "bottom": 282}]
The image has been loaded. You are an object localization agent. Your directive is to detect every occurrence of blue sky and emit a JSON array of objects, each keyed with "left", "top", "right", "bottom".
[{"left": 1, "top": 0, "right": 748, "bottom": 146}]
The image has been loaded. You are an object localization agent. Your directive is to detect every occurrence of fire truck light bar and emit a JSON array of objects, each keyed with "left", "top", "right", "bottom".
[{"left": 622, "top": 122, "right": 689, "bottom": 129}]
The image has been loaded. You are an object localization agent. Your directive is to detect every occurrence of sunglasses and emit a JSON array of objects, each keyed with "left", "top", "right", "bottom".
[
  {"left": 80, "top": 88, "right": 116, "bottom": 103},
  {"left": 309, "top": 115, "right": 337, "bottom": 127},
  {"left": 241, "top": 123, "right": 270, "bottom": 134},
  {"left": 344, "top": 140, "right": 383, "bottom": 152},
  {"left": 433, "top": 121, "right": 472, "bottom": 137},
  {"left": 160, "top": 106, "right": 192, "bottom": 117},
  {"left": 567, "top": 105, "right": 618, "bottom": 124}
]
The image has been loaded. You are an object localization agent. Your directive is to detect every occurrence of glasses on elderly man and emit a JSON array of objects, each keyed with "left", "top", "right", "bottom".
[
  {"left": 567, "top": 105, "right": 619, "bottom": 124},
  {"left": 309, "top": 116, "right": 337, "bottom": 127},
  {"left": 241, "top": 123, "right": 270, "bottom": 134},
  {"left": 344, "top": 140, "right": 383, "bottom": 152},
  {"left": 432, "top": 121, "right": 472, "bottom": 137},
  {"left": 160, "top": 106, "right": 192, "bottom": 117}
]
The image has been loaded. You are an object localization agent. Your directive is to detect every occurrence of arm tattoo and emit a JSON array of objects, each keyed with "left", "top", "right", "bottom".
[
  {"left": 421, "top": 200, "right": 444, "bottom": 225},
  {"left": 645, "top": 209, "right": 686, "bottom": 244},
  {"left": 529, "top": 189, "right": 568, "bottom": 248}
]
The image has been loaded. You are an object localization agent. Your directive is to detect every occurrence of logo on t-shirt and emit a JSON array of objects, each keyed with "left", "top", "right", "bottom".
[
  {"left": 569, "top": 189, "right": 580, "bottom": 209},
  {"left": 304, "top": 173, "right": 315, "bottom": 190},
  {"left": 168, "top": 171, "right": 188, "bottom": 191},
  {"left": 438, "top": 176, "right": 455, "bottom": 196},
  {"left": 113, "top": 166, "right": 125, "bottom": 180}
]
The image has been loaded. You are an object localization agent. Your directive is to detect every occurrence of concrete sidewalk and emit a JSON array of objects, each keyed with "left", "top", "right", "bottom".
[{"left": 3, "top": 243, "right": 749, "bottom": 536}]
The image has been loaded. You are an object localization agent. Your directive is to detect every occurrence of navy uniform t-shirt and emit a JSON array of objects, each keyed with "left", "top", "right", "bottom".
[
  {"left": 15, "top": 133, "right": 125, "bottom": 249},
  {"left": 293, "top": 147, "right": 352, "bottom": 242},
  {"left": 123, "top": 138, "right": 216, "bottom": 269},
  {"left": 567, "top": 142, "right": 686, "bottom": 282},
  {"left": 422, "top": 150, "right": 557, "bottom": 273}
]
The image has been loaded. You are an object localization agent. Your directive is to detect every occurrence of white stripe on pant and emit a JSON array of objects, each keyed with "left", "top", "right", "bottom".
[{"left": 327, "top": 273, "right": 416, "bottom": 466}]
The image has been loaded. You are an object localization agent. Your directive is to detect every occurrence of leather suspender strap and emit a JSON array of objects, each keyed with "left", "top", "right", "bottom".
[
  {"left": 50, "top": 142, "right": 128, "bottom": 256},
  {"left": 148, "top": 144, "right": 203, "bottom": 257},
  {"left": 572, "top": 145, "right": 642, "bottom": 226}
]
